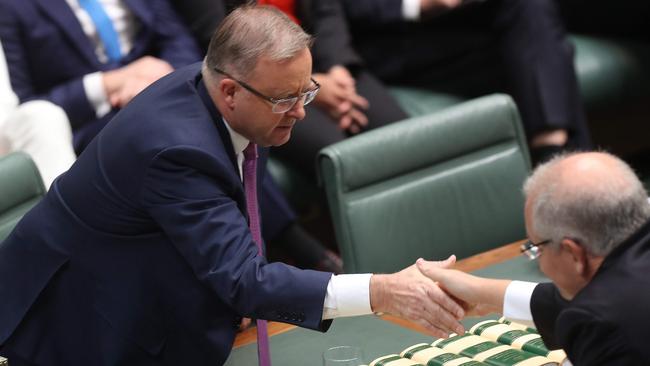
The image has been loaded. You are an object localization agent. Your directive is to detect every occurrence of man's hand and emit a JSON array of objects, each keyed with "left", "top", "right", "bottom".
[
  {"left": 103, "top": 56, "right": 174, "bottom": 108},
  {"left": 416, "top": 258, "right": 510, "bottom": 317},
  {"left": 369, "top": 256, "right": 466, "bottom": 338},
  {"left": 312, "top": 65, "right": 369, "bottom": 134}
]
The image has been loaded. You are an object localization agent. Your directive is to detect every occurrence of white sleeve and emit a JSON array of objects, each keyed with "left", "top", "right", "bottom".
[
  {"left": 502, "top": 280, "right": 538, "bottom": 327},
  {"left": 402, "top": 0, "right": 422, "bottom": 20},
  {"left": 82, "top": 72, "right": 112, "bottom": 118},
  {"left": 322, "top": 273, "right": 373, "bottom": 319}
]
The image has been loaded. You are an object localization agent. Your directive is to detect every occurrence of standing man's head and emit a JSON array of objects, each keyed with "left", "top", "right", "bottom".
[
  {"left": 523, "top": 152, "right": 650, "bottom": 300},
  {"left": 202, "top": 5, "right": 319, "bottom": 147}
]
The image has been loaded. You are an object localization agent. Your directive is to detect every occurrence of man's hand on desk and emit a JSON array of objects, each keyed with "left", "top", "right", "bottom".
[
  {"left": 369, "top": 256, "right": 466, "bottom": 338},
  {"left": 416, "top": 258, "right": 511, "bottom": 317}
]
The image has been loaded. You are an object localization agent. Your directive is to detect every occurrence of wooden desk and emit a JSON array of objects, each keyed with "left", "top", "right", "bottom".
[{"left": 233, "top": 241, "right": 524, "bottom": 348}]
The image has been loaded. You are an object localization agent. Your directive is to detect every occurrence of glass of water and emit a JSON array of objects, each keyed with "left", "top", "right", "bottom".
[{"left": 323, "top": 345, "right": 365, "bottom": 366}]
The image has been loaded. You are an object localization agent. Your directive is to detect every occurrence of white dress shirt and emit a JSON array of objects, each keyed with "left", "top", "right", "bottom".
[
  {"left": 222, "top": 119, "right": 374, "bottom": 320},
  {"left": 402, "top": 0, "right": 422, "bottom": 20},
  {"left": 65, "top": 0, "right": 139, "bottom": 118},
  {"left": 502, "top": 280, "right": 537, "bottom": 326}
]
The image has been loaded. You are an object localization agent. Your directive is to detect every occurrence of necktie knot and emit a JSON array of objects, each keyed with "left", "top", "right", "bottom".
[{"left": 244, "top": 142, "right": 258, "bottom": 161}]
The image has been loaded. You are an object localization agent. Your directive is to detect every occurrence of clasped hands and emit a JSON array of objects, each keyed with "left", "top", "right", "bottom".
[
  {"left": 312, "top": 65, "right": 369, "bottom": 134},
  {"left": 371, "top": 256, "right": 507, "bottom": 339},
  {"left": 102, "top": 56, "right": 174, "bottom": 109}
]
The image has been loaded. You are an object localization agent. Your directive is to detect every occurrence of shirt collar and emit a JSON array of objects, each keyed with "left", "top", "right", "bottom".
[{"left": 222, "top": 118, "right": 250, "bottom": 156}]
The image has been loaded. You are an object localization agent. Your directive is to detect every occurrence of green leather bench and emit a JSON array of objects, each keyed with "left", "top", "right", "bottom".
[
  {"left": 0, "top": 152, "right": 46, "bottom": 242},
  {"left": 318, "top": 94, "right": 530, "bottom": 273}
]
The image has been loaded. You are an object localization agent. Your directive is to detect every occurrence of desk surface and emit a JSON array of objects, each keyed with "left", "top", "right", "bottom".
[{"left": 225, "top": 242, "right": 547, "bottom": 365}]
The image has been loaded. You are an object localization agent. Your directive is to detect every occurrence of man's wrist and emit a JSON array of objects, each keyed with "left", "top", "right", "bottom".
[{"left": 369, "top": 274, "right": 387, "bottom": 313}]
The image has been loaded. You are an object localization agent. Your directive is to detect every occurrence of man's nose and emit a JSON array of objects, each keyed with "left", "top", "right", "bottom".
[{"left": 286, "top": 98, "right": 306, "bottom": 120}]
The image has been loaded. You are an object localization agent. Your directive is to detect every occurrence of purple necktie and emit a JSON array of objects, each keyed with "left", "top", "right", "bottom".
[{"left": 243, "top": 142, "right": 271, "bottom": 366}]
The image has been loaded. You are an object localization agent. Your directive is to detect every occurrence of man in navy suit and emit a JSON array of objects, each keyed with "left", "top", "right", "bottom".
[
  {"left": 0, "top": 0, "right": 202, "bottom": 153},
  {"left": 0, "top": 6, "right": 465, "bottom": 365}
]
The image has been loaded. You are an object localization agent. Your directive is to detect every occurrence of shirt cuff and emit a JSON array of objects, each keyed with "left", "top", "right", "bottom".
[
  {"left": 402, "top": 0, "right": 421, "bottom": 20},
  {"left": 82, "top": 72, "right": 111, "bottom": 118},
  {"left": 502, "top": 280, "right": 538, "bottom": 326},
  {"left": 322, "top": 273, "right": 373, "bottom": 319}
]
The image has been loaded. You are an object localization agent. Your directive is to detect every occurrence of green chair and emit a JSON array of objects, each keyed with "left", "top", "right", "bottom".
[
  {"left": 318, "top": 94, "right": 531, "bottom": 274},
  {"left": 0, "top": 152, "right": 46, "bottom": 242}
]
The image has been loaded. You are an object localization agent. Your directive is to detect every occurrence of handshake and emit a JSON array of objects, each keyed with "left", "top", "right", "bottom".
[{"left": 369, "top": 256, "right": 511, "bottom": 339}]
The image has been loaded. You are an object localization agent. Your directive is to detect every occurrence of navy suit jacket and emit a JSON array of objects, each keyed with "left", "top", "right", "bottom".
[
  {"left": 0, "top": 64, "right": 331, "bottom": 365},
  {"left": 531, "top": 219, "right": 650, "bottom": 365},
  {"left": 0, "top": 0, "right": 202, "bottom": 152}
]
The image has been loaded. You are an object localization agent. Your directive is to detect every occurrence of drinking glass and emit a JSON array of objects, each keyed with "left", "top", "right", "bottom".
[{"left": 323, "top": 345, "right": 365, "bottom": 366}]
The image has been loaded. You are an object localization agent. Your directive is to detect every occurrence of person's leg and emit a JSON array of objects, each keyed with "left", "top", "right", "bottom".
[
  {"left": 491, "top": 0, "right": 592, "bottom": 155},
  {"left": 353, "top": 70, "right": 409, "bottom": 130},
  {"left": 272, "top": 104, "right": 347, "bottom": 180},
  {"left": 3, "top": 101, "right": 76, "bottom": 188}
]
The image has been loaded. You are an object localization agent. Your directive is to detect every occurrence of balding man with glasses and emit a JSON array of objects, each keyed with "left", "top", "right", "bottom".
[
  {"left": 418, "top": 151, "right": 650, "bottom": 365},
  {"left": 0, "top": 6, "right": 466, "bottom": 366}
]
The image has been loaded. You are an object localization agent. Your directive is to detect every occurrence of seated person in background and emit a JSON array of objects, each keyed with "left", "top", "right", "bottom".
[
  {"left": 0, "top": 39, "right": 75, "bottom": 188},
  {"left": 0, "top": 0, "right": 202, "bottom": 154},
  {"left": 171, "top": 0, "right": 409, "bottom": 180},
  {"left": 340, "top": 0, "right": 593, "bottom": 164},
  {"left": 418, "top": 151, "right": 650, "bottom": 365},
  {"left": 0, "top": 8, "right": 465, "bottom": 365}
]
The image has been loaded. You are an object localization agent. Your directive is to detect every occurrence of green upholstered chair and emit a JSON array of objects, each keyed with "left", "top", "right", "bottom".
[
  {"left": 0, "top": 152, "right": 46, "bottom": 242},
  {"left": 318, "top": 94, "right": 531, "bottom": 274}
]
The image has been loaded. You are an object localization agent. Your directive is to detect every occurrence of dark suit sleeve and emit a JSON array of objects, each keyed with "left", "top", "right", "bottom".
[
  {"left": 149, "top": 0, "right": 203, "bottom": 68},
  {"left": 555, "top": 307, "right": 640, "bottom": 365},
  {"left": 340, "top": 0, "right": 405, "bottom": 25},
  {"left": 307, "top": 0, "right": 363, "bottom": 72},
  {"left": 140, "top": 147, "right": 331, "bottom": 330},
  {"left": 0, "top": 1, "right": 96, "bottom": 128},
  {"left": 530, "top": 282, "right": 568, "bottom": 350}
]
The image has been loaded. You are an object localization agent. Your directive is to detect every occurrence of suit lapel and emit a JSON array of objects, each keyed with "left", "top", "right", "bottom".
[{"left": 35, "top": 0, "right": 101, "bottom": 67}]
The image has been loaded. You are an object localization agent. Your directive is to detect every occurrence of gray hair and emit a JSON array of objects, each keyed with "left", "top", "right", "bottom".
[
  {"left": 204, "top": 4, "right": 313, "bottom": 78},
  {"left": 524, "top": 152, "right": 650, "bottom": 256}
]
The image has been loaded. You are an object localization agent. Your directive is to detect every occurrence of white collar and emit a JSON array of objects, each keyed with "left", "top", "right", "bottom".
[{"left": 222, "top": 118, "right": 250, "bottom": 156}]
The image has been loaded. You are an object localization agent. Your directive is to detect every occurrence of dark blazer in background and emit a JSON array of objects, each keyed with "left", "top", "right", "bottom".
[
  {"left": 530, "top": 219, "right": 650, "bottom": 365},
  {"left": 172, "top": 0, "right": 408, "bottom": 179},
  {"left": 340, "top": 0, "right": 592, "bottom": 148},
  {"left": 0, "top": 63, "right": 331, "bottom": 365},
  {"left": 0, "top": 0, "right": 202, "bottom": 152}
]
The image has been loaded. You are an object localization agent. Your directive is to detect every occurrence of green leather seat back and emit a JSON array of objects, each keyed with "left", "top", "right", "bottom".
[
  {"left": 318, "top": 94, "right": 531, "bottom": 273},
  {"left": 0, "top": 152, "right": 46, "bottom": 241},
  {"left": 572, "top": 35, "right": 650, "bottom": 107}
]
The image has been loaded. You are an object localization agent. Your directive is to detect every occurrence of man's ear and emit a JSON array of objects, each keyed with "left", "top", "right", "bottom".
[
  {"left": 219, "top": 79, "right": 238, "bottom": 110},
  {"left": 561, "top": 238, "right": 589, "bottom": 278}
]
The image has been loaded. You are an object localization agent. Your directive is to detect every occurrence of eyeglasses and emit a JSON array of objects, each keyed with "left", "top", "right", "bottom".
[
  {"left": 213, "top": 67, "right": 320, "bottom": 113},
  {"left": 520, "top": 238, "right": 552, "bottom": 260}
]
